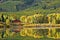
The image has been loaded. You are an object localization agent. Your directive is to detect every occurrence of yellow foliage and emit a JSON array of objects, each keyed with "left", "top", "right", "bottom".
[
  {"left": 26, "top": 29, "right": 33, "bottom": 36},
  {"left": 27, "top": 16, "right": 33, "bottom": 23},
  {"left": 20, "top": 29, "right": 27, "bottom": 36},
  {"left": 4, "top": 34, "right": 7, "bottom": 38},
  {"left": 9, "top": 16, "right": 15, "bottom": 20},
  {"left": 5, "top": 29, "right": 10, "bottom": 36},
  {"left": 10, "top": 32, "right": 15, "bottom": 37},
  {"left": 20, "top": 16, "right": 27, "bottom": 23},
  {"left": 34, "top": 14, "right": 42, "bottom": 17},
  {"left": 33, "top": 33, "right": 40, "bottom": 38},
  {"left": 6, "top": 19, "right": 10, "bottom": 25},
  {"left": 56, "top": 14, "right": 60, "bottom": 20},
  {"left": 20, "top": 29, "right": 34, "bottom": 37},
  {"left": 3, "top": 15, "right": 7, "bottom": 19}
]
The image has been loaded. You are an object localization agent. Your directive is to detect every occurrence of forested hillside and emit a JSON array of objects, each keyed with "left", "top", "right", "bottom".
[{"left": 0, "top": 0, "right": 60, "bottom": 14}]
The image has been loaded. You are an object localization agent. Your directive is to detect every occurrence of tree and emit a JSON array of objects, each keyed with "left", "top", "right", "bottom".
[
  {"left": 54, "top": 6, "right": 56, "bottom": 9},
  {"left": 16, "top": 5, "right": 20, "bottom": 11}
]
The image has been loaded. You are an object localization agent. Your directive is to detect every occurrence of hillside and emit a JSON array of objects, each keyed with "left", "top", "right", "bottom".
[{"left": 0, "top": 0, "right": 60, "bottom": 14}]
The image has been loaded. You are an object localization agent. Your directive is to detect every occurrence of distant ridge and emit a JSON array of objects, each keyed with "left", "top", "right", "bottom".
[{"left": 0, "top": 0, "right": 60, "bottom": 14}]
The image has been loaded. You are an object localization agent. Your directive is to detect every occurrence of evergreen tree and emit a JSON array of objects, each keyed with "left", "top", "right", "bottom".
[{"left": 1, "top": 14, "right": 5, "bottom": 22}]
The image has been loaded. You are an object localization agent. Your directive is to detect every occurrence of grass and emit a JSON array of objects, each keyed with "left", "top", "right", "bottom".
[
  {"left": 0, "top": 36, "right": 55, "bottom": 40},
  {"left": 0, "top": 34, "right": 56, "bottom": 40}
]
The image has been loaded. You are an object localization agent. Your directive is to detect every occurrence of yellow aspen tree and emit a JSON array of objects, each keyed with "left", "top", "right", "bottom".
[
  {"left": 20, "top": 16, "right": 27, "bottom": 23},
  {"left": 26, "top": 16, "right": 33, "bottom": 24}
]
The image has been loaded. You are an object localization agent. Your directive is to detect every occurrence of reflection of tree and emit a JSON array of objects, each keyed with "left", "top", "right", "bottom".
[{"left": 37, "top": 29, "right": 48, "bottom": 37}]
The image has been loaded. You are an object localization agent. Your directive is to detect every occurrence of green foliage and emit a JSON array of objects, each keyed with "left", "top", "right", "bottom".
[{"left": 0, "top": 0, "right": 60, "bottom": 13}]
